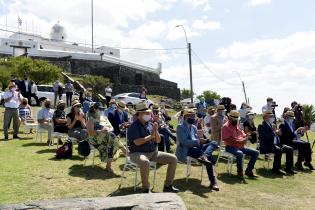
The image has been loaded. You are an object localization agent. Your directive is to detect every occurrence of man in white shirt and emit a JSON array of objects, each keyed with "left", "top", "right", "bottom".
[
  {"left": 104, "top": 84, "right": 112, "bottom": 108},
  {"left": 3, "top": 82, "right": 23, "bottom": 140},
  {"left": 262, "top": 97, "right": 273, "bottom": 114},
  {"left": 37, "top": 99, "right": 54, "bottom": 145},
  {"left": 30, "top": 81, "right": 39, "bottom": 106},
  {"left": 204, "top": 106, "right": 215, "bottom": 138}
]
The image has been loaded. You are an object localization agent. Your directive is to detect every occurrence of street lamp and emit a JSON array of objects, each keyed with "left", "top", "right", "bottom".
[
  {"left": 176, "top": 25, "right": 193, "bottom": 104},
  {"left": 233, "top": 71, "right": 248, "bottom": 104}
]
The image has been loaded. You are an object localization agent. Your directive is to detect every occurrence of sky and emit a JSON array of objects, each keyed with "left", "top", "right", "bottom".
[{"left": 1, "top": 0, "right": 315, "bottom": 115}]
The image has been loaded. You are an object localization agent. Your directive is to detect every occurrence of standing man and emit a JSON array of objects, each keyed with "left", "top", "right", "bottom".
[
  {"left": 65, "top": 80, "right": 74, "bottom": 107},
  {"left": 127, "top": 103, "right": 179, "bottom": 193},
  {"left": 104, "top": 84, "right": 112, "bottom": 108},
  {"left": 3, "top": 82, "right": 23, "bottom": 140},
  {"left": 19, "top": 75, "right": 32, "bottom": 104},
  {"left": 53, "top": 80, "right": 62, "bottom": 107},
  {"left": 30, "top": 81, "right": 39, "bottom": 106},
  {"left": 211, "top": 105, "right": 227, "bottom": 143},
  {"left": 195, "top": 96, "right": 207, "bottom": 118},
  {"left": 221, "top": 110, "right": 259, "bottom": 178},
  {"left": 262, "top": 97, "right": 273, "bottom": 113}
]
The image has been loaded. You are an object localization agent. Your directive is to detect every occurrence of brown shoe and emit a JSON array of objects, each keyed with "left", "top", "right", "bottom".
[
  {"left": 245, "top": 171, "right": 259, "bottom": 178},
  {"left": 237, "top": 172, "right": 244, "bottom": 179}
]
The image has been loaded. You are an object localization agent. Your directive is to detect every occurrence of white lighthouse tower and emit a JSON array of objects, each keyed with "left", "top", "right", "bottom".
[{"left": 50, "top": 21, "right": 67, "bottom": 42}]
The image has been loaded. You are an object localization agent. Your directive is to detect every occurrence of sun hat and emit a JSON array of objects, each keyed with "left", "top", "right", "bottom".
[
  {"left": 217, "top": 104, "right": 226, "bottom": 111},
  {"left": 72, "top": 100, "right": 81, "bottom": 108},
  {"left": 183, "top": 108, "right": 196, "bottom": 116},
  {"left": 228, "top": 110, "right": 240, "bottom": 119},
  {"left": 263, "top": 110, "right": 274, "bottom": 117},
  {"left": 135, "top": 103, "right": 151, "bottom": 112},
  {"left": 57, "top": 100, "right": 66, "bottom": 107},
  {"left": 118, "top": 101, "right": 126, "bottom": 109},
  {"left": 152, "top": 104, "right": 160, "bottom": 111},
  {"left": 8, "top": 81, "right": 16, "bottom": 88},
  {"left": 285, "top": 111, "right": 295, "bottom": 118}
]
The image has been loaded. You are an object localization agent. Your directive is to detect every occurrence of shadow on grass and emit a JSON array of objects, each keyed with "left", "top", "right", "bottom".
[
  {"left": 217, "top": 173, "right": 248, "bottom": 185},
  {"left": 48, "top": 155, "right": 85, "bottom": 161},
  {"left": 118, "top": 163, "right": 163, "bottom": 171},
  {"left": 68, "top": 164, "right": 120, "bottom": 180},
  {"left": 173, "top": 178, "right": 210, "bottom": 198},
  {"left": 22, "top": 142, "right": 47, "bottom": 147},
  {"left": 256, "top": 168, "right": 285, "bottom": 179},
  {"left": 36, "top": 148, "right": 57, "bottom": 154}
]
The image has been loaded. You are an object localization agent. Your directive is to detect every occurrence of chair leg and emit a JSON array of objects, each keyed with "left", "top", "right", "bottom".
[
  {"left": 119, "top": 164, "right": 127, "bottom": 189},
  {"left": 92, "top": 150, "right": 96, "bottom": 168},
  {"left": 186, "top": 163, "right": 189, "bottom": 183},
  {"left": 200, "top": 164, "right": 204, "bottom": 183},
  {"left": 134, "top": 168, "right": 138, "bottom": 192},
  {"left": 152, "top": 166, "right": 157, "bottom": 190}
]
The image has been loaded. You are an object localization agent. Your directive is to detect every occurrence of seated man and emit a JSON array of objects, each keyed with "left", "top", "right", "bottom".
[
  {"left": 279, "top": 111, "right": 313, "bottom": 170},
  {"left": 258, "top": 110, "right": 295, "bottom": 175},
  {"left": 53, "top": 100, "right": 69, "bottom": 144},
  {"left": 108, "top": 101, "right": 129, "bottom": 136},
  {"left": 211, "top": 105, "right": 227, "bottom": 143},
  {"left": 127, "top": 103, "right": 179, "bottom": 193},
  {"left": 221, "top": 110, "right": 259, "bottom": 178},
  {"left": 176, "top": 109, "right": 219, "bottom": 191},
  {"left": 37, "top": 99, "right": 54, "bottom": 145}
]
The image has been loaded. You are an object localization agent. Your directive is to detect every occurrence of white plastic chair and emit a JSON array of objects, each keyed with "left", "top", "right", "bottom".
[
  {"left": 51, "top": 131, "right": 69, "bottom": 148},
  {"left": 215, "top": 141, "right": 237, "bottom": 175},
  {"left": 23, "top": 111, "right": 38, "bottom": 135},
  {"left": 119, "top": 129, "right": 157, "bottom": 192},
  {"left": 184, "top": 156, "right": 204, "bottom": 183}
]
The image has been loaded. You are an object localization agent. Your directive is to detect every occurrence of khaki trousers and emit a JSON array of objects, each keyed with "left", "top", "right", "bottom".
[{"left": 129, "top": 151, "right": 177, "bottom": 189}]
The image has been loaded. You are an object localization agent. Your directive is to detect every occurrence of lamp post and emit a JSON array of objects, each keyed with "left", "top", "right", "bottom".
[
  {"left": 233, "top": 71, "right": 248, "bottom": 104},
  {"left": 176, "top": 25, "right": 193, "bottom": 104},
  {"left": 91, "top": 0, "right": 94, "bottom": 53}
]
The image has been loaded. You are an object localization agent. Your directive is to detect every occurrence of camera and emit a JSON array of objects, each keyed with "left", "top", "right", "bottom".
[{"left": 271, "top": 101, "right": 278, "bottom": 108}]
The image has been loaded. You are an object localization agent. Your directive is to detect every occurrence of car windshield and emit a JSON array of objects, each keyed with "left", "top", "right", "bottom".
[
  {"left": 129, "top": 93, "right": 140, "bottom": 98},
  {"left": 38, "top": 86, "right": 54, "bottom": 92}
]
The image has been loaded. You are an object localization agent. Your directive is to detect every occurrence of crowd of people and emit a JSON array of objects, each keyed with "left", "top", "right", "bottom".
[{"left": 2, "top": 79, "right": 314, "bottom": 194}]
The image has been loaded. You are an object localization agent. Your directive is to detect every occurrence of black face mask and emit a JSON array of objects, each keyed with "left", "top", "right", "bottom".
[
  {"left": 231, "top": 120, "right": 238, "bottom": 126},
  {"left": 22, "top": 102, "right": 27, "bottom": 105},
  {"left": 59, "top": 106, "right": 65, "bottom": 111},
  {"left": 186, "top": 117, "right": 196, "bottom": 124},
  {"left": 45, "top": 104, "right": 50, "bottom": 108}
]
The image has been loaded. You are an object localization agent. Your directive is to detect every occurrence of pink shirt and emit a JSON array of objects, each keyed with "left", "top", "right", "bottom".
[{"left": 221, "top": 121, "right": 246, "bottom": 148}]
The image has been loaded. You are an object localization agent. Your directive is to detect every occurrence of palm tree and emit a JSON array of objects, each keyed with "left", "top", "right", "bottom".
[{"left": 303, "top": 104, "right": 315, "bottom": 127}]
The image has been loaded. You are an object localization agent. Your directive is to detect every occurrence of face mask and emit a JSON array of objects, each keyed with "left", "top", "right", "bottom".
[
  {"left": 11, "top": 87, "right": 17, "bottom": 92},
  {"left": 45, "top": 104, "right": 51, "bottom": 108},
  {"left": 231, "top": 120, "right": 238, "bottom": 126},
  {"left": 87, "top": 97, "right": 92, "bottom": 100},
  {"left": 142, "top": 114, "right": 152, "bottom": 122},
  {"left": 112, "top": 105, "right": 117, "bottom": 109},
  {"left": 269, "top": 118, "right": 275, "bottom": 124},
  {"left": 186, "top": 117, "right": 196, "bottom": 124},
  {"left": 22, "top": 102, "right": 27, "bottom": 105},
  {"left": 221, "top": 111, "right": 226, "bottom": 116},
  {"left": 59, "top": 106, "right": 65, "bottom": 111}
]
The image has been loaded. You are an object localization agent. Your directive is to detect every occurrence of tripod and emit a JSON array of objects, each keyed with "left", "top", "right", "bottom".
[{"left": 305, "top": 131, "right": 315, "bottom": 152}]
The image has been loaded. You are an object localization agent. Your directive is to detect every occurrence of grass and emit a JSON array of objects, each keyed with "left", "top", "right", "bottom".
[{"left": 0, "top": 107, "right": 315, "bottom": 210}]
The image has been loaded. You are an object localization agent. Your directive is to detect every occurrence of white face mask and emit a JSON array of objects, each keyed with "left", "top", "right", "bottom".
[
  {"left": 269, "top": 118, "right": 275, "bottom": 124},
  {"left": 221, "top": 111, "right": 226, "bottom": 116},
  {"left": 142, "top": 114, "right": 152, "bottom": 122},
  {"left": 11, "top": 87, "right": 17, "bottom": 92},
  {"left": 87, "top": 97, "right": 92, "bottom": 100}
]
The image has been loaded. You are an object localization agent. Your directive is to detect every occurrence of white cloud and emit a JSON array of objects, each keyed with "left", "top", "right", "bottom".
[
  {"left": 192, "top": 19, "right": 221, "bottom": 30},
  {"left": 249, "top": 0, "right": 272, "bottom": 6},
  {"left": 183, "top": 0, "right": 212, "bottom": 11}
]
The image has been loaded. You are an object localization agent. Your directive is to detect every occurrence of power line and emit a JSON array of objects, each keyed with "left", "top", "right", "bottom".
[{"left": 191, "top": 49, "right": 239, "bottom": 86}]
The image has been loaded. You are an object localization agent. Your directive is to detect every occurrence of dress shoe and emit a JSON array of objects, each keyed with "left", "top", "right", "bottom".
[
  {"left": 304, "top": 162, "right": 314, "bottom": 170},
  {"left": 197, "top": 156, "right": 212, "bottom": 165},
  {"left": 4, "top": 136, "right": 8, "bottom": 140},
  {"left": 245, "top": 171, "right": 259, "bottom": 178},
  {"left": 142, "top": 188, "right": 152, "bottom": 193},
  {"left": 163, "top": 185, "right": 179, "bottom": 193},
  {"left": 210, "top": 183, "right": 219, "bottom": 191},
  {"left": 284, "top": 168, "right": 297, "bottom": 175},
  {"left": 13, "top": 135, "right": 20, "bottom": 139},
  {"left": 271, "top": 169, "right": 286, "bottom": 175},
  {"left": 295, "top": 162, "right": 305, "bottom": 171}
]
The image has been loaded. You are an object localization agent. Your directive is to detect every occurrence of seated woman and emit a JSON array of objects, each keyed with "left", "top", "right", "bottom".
[
  {"left": 87, "top": 102, "right": 126, "bottom": 173},
  {"left": 19, "top": 98, "right": 35, "bottom": 132},
  {"left": 53, "top": 100, "right": 69, "bottom": 144},
  {"left": 66, "top": 100, "right": 88, "bottom": 142},
  {"left": 243, "top": 112, "right": 257, "bottom": 144}
]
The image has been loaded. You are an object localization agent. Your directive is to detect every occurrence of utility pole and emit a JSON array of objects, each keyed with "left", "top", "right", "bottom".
[
  {"left": 91, "top": 0, "right": 94, "bottom": 53},
  {"left": 188, "top": 43, "right": 193, "bottom": 103},
  {"left": 242, "top": 81, "right": 248, "bottom": 104}
]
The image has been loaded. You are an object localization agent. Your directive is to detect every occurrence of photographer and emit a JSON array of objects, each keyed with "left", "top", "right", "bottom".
[
  {"left": 291, "top": 101, "right": 305, "bottom": 129},
  {"left": 262, "top": 97, "right": 274, "bottom": 113}
]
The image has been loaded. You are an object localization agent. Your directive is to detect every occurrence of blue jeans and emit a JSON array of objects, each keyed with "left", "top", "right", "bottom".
[
  {"left": 159, "top": 127, "right": 175, "bottom": 152},
  {"left": 187, "top": 141, "right": 218, "bottom": 183},
  {"left": 225, "top": 146, "right": 259, "bottom": 173}
]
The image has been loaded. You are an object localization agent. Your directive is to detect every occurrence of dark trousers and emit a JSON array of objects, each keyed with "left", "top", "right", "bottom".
[
  {"left": 292, "top": 140, "right": 312, "bottom": 163},
  {"left": 30, "top": 93, "right": 40, "bottom": 106},
  {"left": 158, "top": 127, "right": 176, "bottom": 152},
  {"left": 272, "top": 145, "right": 293, "bottom": 170},
  {"left": 66, "top": 92, "right": 73, "bottom": 107},
  {"left": 187, "top": 141, "right": 218, "bottom": 184},
  {"left": 105, "top": 96, "right": 111, "bottom": 108},
  {"left": 3, "top": 107, "right": 19, "bottom": 137},
  {"left": 22, "top": 92, "right": 31, "bottom": 105}
]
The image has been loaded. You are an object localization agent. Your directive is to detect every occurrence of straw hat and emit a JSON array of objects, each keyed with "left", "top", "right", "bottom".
[
  {"left": 72, "top": 100, "right": 81, "bottom": 108},
  {"left": 135, "top": 103, "right": 151, "bottom": 112},
  {"left": 85, "top": 92, "right": 92, "bottom": 97},
  {"left": 263, "top": 110, "right": 274, "bottom": 117},
  {"left": 217, "top": 104, "right": 226, "bottom": 111},
  {"left": 246, "top": 111, "right": 255, "bottom": 116},
  {"left": 57, "top": 100, "right": 66, "bottom": 107},
  {"left": 118, "top": 101, "right": 126, "bottom": 109},
  {"left": 152, "top": 104, "right": 160, "bottom": 111},
  {"left": 208, "top": 106, "right": 215, "bottom": 111},
  {"left": 109, "top": 99, "right": 117, "bottom": 106},
  {"left": 228, "top": 110, "right": 240, "bottom": 119},
  {"left": 8, "top": 81, "right": 15, "bottom": 88},
  {"left": 285, "top": 111, "right": 295, "bottom": 118},
  {"left": 183, "top": 108, "right": 196, "bottom": 116}
]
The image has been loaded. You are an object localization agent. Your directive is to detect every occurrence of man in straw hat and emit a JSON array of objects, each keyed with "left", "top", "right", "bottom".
[
  {"left": 279, "top": 111, "right": 313, "bottom": 170},
  {"left": 222, "top": 110, "right": 259, "bottom": 178},
  {"left": 37, "top": 99, "right": 54, "bottom": 145},
  {"left": 104, "top": 99, "right": 117, "bottom": 117},
  {"left": 127, "top": 103, "right": 179, "bottom": 193},
  {"left": 258, "top": 110, "right": 295, "bottom": 175},
  {"left": 211, "top": 105, "right": 227, "bottom": 143},
  {"left": 3, "top": 81, "right": 23, "bottom": 139},
  {"left": 176, "top": 108, "right": 219, "bottom": 191}
]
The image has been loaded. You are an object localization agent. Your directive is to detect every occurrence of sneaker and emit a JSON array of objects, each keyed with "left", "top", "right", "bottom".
[
  {"left": 304, "top": 162, "right": 314, "bottom": 170},
  {"left": 210, "top": 183, "right": 219, "bottom": 191},
  {"left": 163, "top": 185, "right": 180, "bottom": 193},
  {"left": 245, "top": 171, "right": 259, "bottom": 178},
  {"left": 295, "top": 162, "right": 305, "bottom": 171}
]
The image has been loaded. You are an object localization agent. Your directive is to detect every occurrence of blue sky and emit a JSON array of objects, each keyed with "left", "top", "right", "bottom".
[{"left": 1, "top": 0, "right": 315, "bottom": 114}]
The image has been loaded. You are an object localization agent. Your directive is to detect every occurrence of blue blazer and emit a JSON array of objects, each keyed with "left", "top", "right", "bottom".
[
  {"left": 258, "top": 121, "right": 278, "bottom": 154},
  {"left": 176, "top": 122, "right": 200, "bottom": 163}
]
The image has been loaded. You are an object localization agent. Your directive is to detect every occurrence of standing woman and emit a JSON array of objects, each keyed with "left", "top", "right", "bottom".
[
  {"left": 243, "top": 112, "right": 257, "bottom": 144},
  {"left": 87, "top": 102, "right": 125, "bottom": 172},
  {"left": 66, "top": 100, "right": 88, "bottom": 141}
]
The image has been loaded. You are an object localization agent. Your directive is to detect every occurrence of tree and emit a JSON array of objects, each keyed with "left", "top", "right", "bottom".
[
  {"left": 0, "top": 57, "right": 62, "bottom": 84},
  {"left": 80, "top": 75, "right": 111, "bottom": 95},
  {"left": 303, "top": 104, "right": 315, "bottom": 127},
  {"left": 180, "top": 88, "right": 193, "bottom": 99},
  {"left": 197, "top": 90, "right": 221, "bottom": 101}
]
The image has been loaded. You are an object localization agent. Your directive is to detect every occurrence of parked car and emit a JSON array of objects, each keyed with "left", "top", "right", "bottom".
[
  {"left": 30, "top": 85, "right": 78, "bottom": 106},
  {"left": 113, "top": 92, "right": 154, "bottom": 108}
]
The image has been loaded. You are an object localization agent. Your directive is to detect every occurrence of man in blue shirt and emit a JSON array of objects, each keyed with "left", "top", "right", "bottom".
[
  {"left": 176, "top": 108, "right": 219, "bottom": 191},
  {"left": 196, "top": 96, "right": 207, "bottom": 118},
  {"left": 127, "top": 103, "right": 179, "bottom": 193}
]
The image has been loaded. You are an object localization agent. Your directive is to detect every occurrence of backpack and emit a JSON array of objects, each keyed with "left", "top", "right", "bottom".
[
  {"left": 56, "top": 141, "right": 73, "bottom": 159},
  {"left": 78, "top": 140, "right": 91, "bottom": 157}
]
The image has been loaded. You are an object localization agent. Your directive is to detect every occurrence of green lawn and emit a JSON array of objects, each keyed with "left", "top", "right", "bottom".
[{"left": 0, "top": 107, "right": 314, "bottom": 210}]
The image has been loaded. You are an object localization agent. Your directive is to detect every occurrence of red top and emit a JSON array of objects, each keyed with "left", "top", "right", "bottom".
[{"left": 221, "top": 121, "right": 246, "bottom": 148}]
